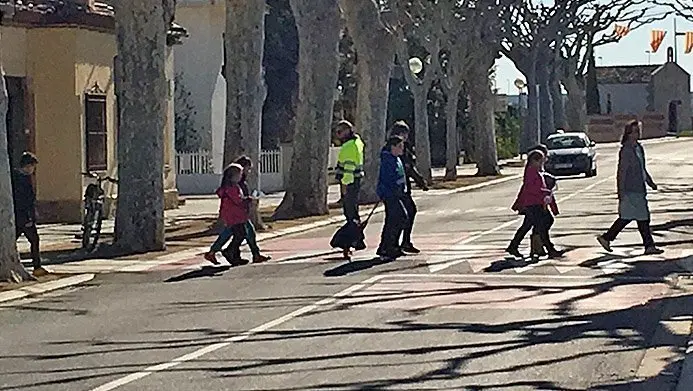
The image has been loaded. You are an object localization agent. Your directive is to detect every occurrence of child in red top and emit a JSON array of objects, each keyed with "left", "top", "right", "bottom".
[
  {"left": 512, "top": 144, "right": 560, "bottom": 257},
  {"left": 204, "top": 163, "right": 250, "bottom": 266},
  {"left": 507, "top": 150, "right": 564, "bottom": 259}
]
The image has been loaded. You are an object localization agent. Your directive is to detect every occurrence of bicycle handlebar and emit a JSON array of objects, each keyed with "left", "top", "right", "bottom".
[{"left": 81, "top": 172, "right": 118, "bottom": 184}]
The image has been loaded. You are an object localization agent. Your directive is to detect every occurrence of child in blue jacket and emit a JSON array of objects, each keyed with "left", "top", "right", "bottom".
[{"left": 376, "top": 135, "right": 409, "bottom": 261}]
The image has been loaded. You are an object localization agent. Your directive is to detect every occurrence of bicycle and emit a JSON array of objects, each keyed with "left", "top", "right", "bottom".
[{"left": 80, "top": 171, "right": 118, "bottom": 252}]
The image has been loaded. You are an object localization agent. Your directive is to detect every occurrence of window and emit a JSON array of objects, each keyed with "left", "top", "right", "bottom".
[
  {"left": 546, "top": 136, "right": 587, "bottom": 150},
  {"left": 85, "top": 94, "right": 107, "bottom": 171}
]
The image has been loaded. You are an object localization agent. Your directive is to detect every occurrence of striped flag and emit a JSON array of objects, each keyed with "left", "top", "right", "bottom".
[
  {"left": 686, "top": 32, "right": 693, "bottom": 54},
  {"left": 650, "top": 30, "right": 666, "bottom": 53},
  {"left": 614, "top": 24, "right": 630, "bottom": 38}
]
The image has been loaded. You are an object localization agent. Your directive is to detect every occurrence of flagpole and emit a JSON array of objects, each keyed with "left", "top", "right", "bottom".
[{"left": 674, "top": 18, "right": 678, "bottom": 63}]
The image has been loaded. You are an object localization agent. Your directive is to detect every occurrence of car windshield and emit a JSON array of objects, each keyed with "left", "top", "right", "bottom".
[{"left": 546, "top": 136, "right": 587, "bottom": 150}]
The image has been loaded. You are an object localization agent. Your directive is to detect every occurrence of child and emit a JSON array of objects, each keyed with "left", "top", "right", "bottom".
[
  {"left": 376, "top": 135, "right": 409, "bottom": 261},
  {"left": 12, "top": 152, "right": 48, "bottom": 277},
  {"left": 234, "top": 156, "right": 271, "bottom": 263},
  {"left": 532, "top": 172, "right": 559, "bottom": 257},
  {"left": 508, "top": 150, "right": 563, "bottom": 259},
  {"left": 204, "top": 163, "right": 250, "bottom": 266},
  {"left": 526, "top": 144, "right": 559, "bottom": 257}
]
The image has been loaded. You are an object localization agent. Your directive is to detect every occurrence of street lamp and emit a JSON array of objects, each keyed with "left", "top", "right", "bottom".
[{"left": 408, "top": 57, "right": 423, "bottom": 74}]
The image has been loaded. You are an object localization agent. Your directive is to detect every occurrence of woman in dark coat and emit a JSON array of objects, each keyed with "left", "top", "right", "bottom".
[{"left": 596, "top": 120, "right": 663, "bottom": 255}]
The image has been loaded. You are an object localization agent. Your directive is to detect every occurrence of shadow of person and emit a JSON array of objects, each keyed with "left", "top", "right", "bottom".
[
  {"left": 165, "top": 265, "right": 232, "bottom": 283},
  {"left": 323, "top": 257, "right": 395, "bottom": 277}
]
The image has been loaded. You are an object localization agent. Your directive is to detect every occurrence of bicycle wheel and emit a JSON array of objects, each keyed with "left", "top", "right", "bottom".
[
  {"left": 82, "top": 206, "right": 95, "bottom": 250},
  {"left": 89, "top": 205, "right": 104, "bottom": 251}
]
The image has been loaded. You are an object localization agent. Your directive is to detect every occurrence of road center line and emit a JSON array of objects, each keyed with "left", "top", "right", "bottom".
[{"left": 89, "top": 274, "right": 385, "bottom": 391}]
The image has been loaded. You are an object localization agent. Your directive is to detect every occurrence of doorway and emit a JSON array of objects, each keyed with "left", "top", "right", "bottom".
[
  {"left": 5, "top": 76, "right": 31, "bottom": 168},
  {"left": 668, "top": 100, "right": 680, "bottom": 135}
]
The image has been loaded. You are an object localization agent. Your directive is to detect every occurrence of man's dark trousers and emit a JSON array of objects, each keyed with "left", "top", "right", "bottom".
[
  {"left": 378, "top": 197, "right": 408, "bottom": 254},
  {"left": 342, "top": 178, "right": 361, "bottom": 223},
  {"left": 401, "top": 193, "right": 417, "bottom": 246},
  {"left": 16, "top": 220, "right": 41, "bottom": 269}
]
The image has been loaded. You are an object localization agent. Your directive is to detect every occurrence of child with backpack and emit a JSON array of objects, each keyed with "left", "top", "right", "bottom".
[{"left": 204, "top": 163, "right": 250, "bottom": 266}]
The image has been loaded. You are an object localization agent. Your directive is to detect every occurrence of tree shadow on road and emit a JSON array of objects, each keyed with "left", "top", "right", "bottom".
[{"left": 4, "top": 254, "right": 693, "bottom": 391}]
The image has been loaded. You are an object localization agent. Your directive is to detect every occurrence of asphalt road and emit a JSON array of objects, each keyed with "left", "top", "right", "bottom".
[{"left": 3, "top": 138, "right": 693, "bottom": 391}]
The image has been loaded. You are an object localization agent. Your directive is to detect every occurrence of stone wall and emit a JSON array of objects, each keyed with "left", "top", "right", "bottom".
[{"left": 587, "top": 113, "right": 666, "bottom": 143}]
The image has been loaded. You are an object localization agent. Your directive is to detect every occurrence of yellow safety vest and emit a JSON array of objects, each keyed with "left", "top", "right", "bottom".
[{"left": 335, "top": 135, "right": 365, "bottom": 185}]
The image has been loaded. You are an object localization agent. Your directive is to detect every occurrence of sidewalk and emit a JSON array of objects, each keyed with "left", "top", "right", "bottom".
[{"left": 19, "top": 162, "right": 516, "bottom": 254}]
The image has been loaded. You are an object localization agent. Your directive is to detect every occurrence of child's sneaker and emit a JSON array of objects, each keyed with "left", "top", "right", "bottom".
[{"left": 204, "top": 252, "right": 220, "bottom": 265}]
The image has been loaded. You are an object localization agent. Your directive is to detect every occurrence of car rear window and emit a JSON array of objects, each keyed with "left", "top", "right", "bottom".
[{"left": 546, "top": 136, "right": 587, "bottom": 149}]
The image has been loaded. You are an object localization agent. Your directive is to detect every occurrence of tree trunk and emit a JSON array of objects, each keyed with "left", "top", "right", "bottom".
[
  {"left": 467, "top": 66, "right": 500, "bottom": 176},
  {"left": 444, "top": 87, "right": 460, "bottom": 180},
  {"left": 113, "top": 1, "right": 174, "bottom": 253},
  {"left": 521, "top": 49, "right": 539, "bottom": 153},
  {"left": 563, "top": 73, "right": 587, "bottom": 132},
  {"left": 224, "top": 0, "right": 267, "bottom": 229},
  {"left": 585, "top": 52, "right": 601, "bottom": 115},
  {"left": 273, "top": 0, "right": 340, "bottom": 219},
  {"left": 340, "top": 0, "right": 395, "bottom": 203},
  {"left": 537, "top": 53, "right": 555, "bottom": 141},
  {"left": 550, "top": 68, "right": 567, "bottom": 130},
  {"left": 0, "top": 33, "right": 31, "bottom": 282},
  {"left": 412, "top": 93, "right": 433, "bottom": 183}
]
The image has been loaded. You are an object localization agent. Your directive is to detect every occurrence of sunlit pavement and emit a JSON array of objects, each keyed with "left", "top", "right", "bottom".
[{"left": 3, "top": 138, "right": 693, "bottom": 391}]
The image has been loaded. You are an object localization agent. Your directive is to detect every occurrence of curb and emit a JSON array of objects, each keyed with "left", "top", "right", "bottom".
[{"left": 0, "top": 273, "right": 95, "bottom": 304}]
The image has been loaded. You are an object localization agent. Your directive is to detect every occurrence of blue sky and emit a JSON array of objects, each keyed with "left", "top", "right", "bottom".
[{"left": 493, "top": 12, "right": 693, "bottom": 94}]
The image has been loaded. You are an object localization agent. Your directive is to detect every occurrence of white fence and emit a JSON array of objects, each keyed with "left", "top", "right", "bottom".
[
  {"left": 176, "top": 149, "right": 284, "bottom": 195},
  {"left": 175, "top": 147, "right": 340, "bottom": 196}
]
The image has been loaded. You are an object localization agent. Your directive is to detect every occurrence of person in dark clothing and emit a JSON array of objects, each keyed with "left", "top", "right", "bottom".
[
  {"left": 12, "top": 152, "right": 47, "bottom": 277},
  {"left": 389, "top": 120, "right": 428, "bottom": 254},
  {"left": 233, "top": 156, "right": 271, "bottom": 263},
  {"left": 376, "top": 135, "right": 409, "bottom": 261}
]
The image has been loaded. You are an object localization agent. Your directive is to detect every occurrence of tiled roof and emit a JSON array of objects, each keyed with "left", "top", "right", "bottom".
[
  {"left": 1, "top": 0, "right": 187, "bottom": 43},
  {"left": 596, "top": 65, "right": 661, "bottom": 84}
]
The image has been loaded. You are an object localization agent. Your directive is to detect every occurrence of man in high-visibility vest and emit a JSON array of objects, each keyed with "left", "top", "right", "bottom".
[{"left": 334, "top": 120, "right": 365, "bottom": 227}]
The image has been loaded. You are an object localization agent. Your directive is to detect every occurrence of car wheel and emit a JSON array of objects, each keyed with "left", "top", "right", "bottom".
[{"left": 591, "top": 167, "right": 597, "bottom": 177}]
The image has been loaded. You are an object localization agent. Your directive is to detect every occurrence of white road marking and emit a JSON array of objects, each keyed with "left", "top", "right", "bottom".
[
  {"left": 89, "top": 274, "right": 385, "bottom": 391},
  {"left": 431, "top": 174, "right": 616, "bottom": 273}
]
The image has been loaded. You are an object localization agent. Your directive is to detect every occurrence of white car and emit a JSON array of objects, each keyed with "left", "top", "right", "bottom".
[{"left": 544, "top": 132, "right": 598, "bottom": 177}]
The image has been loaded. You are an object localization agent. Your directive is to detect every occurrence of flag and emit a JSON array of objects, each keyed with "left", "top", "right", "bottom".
[
  {"left": 686, "top": 32, "right": 693, "bottom": 54},
  {"left": 650, "top": 30, "right": 666, "bottom": 53},
  {"left": 614, "top": 24, "right": 630, "bottom": 38}
]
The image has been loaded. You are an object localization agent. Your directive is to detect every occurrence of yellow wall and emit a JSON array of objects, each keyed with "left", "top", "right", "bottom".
[
  {"left": 1, "top": 26, "right": 27, "bottom": 77},
  {"left": 9, "top": 25, "right": 176, "bottom": 222},
  {"left": 26, "top": 28, "right": 83, "bottom": 221}
]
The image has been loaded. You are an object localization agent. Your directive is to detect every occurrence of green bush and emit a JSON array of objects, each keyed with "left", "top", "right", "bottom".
[{"left": 495, "top": 107, "right": 521, "bottom": 160}]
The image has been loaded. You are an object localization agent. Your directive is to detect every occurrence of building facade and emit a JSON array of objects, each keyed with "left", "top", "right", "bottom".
[
  {"left": 1, "top": 0, "right": 186, "bottom": 223},
  {"left": 595, "top": 60, "right": 691, "bottom": 133}
]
